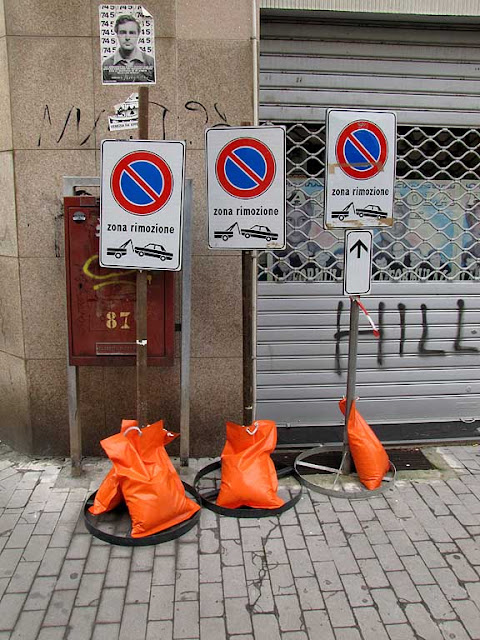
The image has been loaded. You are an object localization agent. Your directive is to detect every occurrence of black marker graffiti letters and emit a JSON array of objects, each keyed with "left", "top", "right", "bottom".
[
  {"left": 56, "top": 106, "right": 78, "bottom": 144},
  {"left": 37, "top": 100, "right": 230, "bottom": 147},
  {"left": 80, "top": 110, "right": 106, "bottom": 147},
  {"left": 334, "top": 299, "right": 477, "bottom": 374},
  {"left": 149, "top": 102, "right": 169, "bottom": 141},
  {"left": 183, "top": 101, "right": 231, "bottom": 128},
  {"left": 454, "top": 299, "right": 479, "bottom": 353},
  {"left": 184, "top": 100, "right": 209, "bottom": 125},
  {"left": 419, "top": 304, "right": 446, "bottom": 357},
  {"left": 37, "top": 105, "right": 52, "bottom": 147},
  {"left": 377, "top": 302, "right": 385, "bottom": 366},
  {"left": 398, "top": 303, "right": 406, "bottom": 356},
  {"left": 37, "top": 105, "right": 106, "bottom": 147},
  {"left": 212, "top": 102, "right": 229, "bottom": 127},
  {"left": 334, "top": 300, "right": 343, "bottom": 376}
]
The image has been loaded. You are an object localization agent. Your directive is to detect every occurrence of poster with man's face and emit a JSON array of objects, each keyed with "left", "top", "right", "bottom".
[{"left": 100, "top": 4, "right": 156, "bottom": 85}]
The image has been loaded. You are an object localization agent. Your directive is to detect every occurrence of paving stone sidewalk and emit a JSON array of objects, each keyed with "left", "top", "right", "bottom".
[{"left": 1, "top": 442, "right": 480, "bottom": 639}]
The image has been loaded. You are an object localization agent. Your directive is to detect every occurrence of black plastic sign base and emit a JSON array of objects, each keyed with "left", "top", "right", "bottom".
[
  {"left": 193, "top": 460, "right": 302, "bottom": 518},
  {"left": 83, "top": 482, "right": 201, "bottom": 546}
]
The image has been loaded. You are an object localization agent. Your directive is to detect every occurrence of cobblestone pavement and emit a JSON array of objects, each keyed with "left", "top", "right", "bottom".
[{"left": 1, "top": 443, "right": 480, "bottom": 639}]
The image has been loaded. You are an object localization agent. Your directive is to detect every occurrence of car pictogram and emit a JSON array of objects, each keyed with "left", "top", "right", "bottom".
[
  {"left": 357, "top": 204, "right": 388, "bottom": 219},
  {"left": 240, "top": 225, "right": 278, "bottom": 241},
  {"left": 134, "top": 243, "right": 173, "bottom": 261}
]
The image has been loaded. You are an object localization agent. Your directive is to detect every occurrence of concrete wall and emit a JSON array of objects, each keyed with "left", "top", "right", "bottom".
[{"left": 0, "top": 0, "right": 253, "bottom": 457}]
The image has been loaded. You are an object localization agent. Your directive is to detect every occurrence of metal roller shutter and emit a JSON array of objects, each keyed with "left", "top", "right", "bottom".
[
  {"left": 260, "top": 17, "right": 480, "bottom": 126},
  {"left": 256, "top": 14, "right": 480, "bottom": 443}
]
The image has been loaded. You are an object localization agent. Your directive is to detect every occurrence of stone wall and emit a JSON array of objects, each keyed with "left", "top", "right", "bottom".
[{"left": 0, "top": 0, "right": 253, "bottom": 457}]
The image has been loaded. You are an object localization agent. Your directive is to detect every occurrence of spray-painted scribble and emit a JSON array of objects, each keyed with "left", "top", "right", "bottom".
[
  {"left": 334, "top": 298, "right": 478, "bottom": 374},
  {"left": 419, "top": 304, "right": 446, "bottom": 356},
  {"left": 454, "top": 299, "right": 479, "bottom": 353},
  {"left": 37, "top": 100, "right": 229, "bottom": 147},
  {"left": 398, "top": 303, "right": 406, "bottom": 356}
]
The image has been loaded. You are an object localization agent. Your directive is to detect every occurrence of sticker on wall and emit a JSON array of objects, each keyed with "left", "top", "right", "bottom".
[
  {"left": 99, "top": 5, "right": 156, "bottom": 85},
  {"left": 108, "top": 93, "right": 138, "bottom": 131}
]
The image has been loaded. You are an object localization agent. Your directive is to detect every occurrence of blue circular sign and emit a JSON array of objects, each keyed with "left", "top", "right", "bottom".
[
  {"left": 336, "top": 121, "right": 388, "bottom": 180},
  {"left": 216, "top": 138, "right": 276, "bottom": 198},
  {"left": 121, "top": 161, "right": 163, "bottom": 205},
  {"left": 111, "top": 151, "right": 173, "bottom": 215}
]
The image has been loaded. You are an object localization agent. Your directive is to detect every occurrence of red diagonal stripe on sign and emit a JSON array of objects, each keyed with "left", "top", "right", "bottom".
[
  {"left": 124, "top": 163, "right": 160, "bottom": 202},
  {"left": 227, "top": 150, "right": 268, "bottom": 188},
  {"left": 346, "top": 132, "right": 379, "bottom": 168}
]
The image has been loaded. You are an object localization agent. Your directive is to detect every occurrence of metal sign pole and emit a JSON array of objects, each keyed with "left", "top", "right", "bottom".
[
  {"left": 180, "top": 180, "right": 193, "bottom": 466},
  {"left": 342, "top": 296, "right": 359, "bottom": 475},
  {"left": 242, "top": 250, "right": 253, "bottom": 426},
  {"left": 341, "top": 231, "right": 373, "bottom": 475},
  {"left": 63, "top": 176, "right": 101, "bottom": 476},
  {"left": 136, "top": 86, "right": 149, "bottom": 428}
]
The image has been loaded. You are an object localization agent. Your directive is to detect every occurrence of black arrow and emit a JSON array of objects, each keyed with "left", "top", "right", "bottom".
[{"left": 350, "top": 239, "right": 368, "bottom": 258}]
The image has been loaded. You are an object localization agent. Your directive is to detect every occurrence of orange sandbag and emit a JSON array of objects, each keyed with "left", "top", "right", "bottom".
[
  {"left": 89, "top": 419, "right": 138, "bottom": 515},
  {"left": 99, "top": 420, "right": 199, "bottom": 537},
  {"left": 339, "top": 398, "right": 390, "bottom": 490},
  {"left": 216, "top": 420, "right": 284, "bottom": 509}
]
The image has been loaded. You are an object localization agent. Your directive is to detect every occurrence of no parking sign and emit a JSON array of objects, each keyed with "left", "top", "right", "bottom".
[
  {"left": 324, "top": 109, "right": 396, "bottom": 229},
  {"left": 206, "top": 126, "right": 286, "bottom": 250},
  {"left": 100, "top": 140, "right": 185, "bottom": 270}
]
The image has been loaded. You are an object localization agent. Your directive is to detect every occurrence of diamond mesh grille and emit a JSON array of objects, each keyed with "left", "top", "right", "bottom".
[{"left": 258, "top": 124, "right": 480, "bottom": 282}]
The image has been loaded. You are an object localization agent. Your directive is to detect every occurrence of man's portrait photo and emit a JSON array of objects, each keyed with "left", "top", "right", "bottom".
[{"left": 100, "top": 6, "right": 156, "bottom": 85}]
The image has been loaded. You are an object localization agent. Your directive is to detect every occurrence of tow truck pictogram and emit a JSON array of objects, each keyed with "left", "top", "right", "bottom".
[
  {"left": 213, "top": 223, "right": 279, "bottom": 243},
  {"left": 106, "top": 239, "right": 133, "bottom": 259},
  {"left": 213, "top": 222, "right": 241, "bottom": 242},
  {"left": 331, "top": 202, "right": 356, "bottom": 221},
  {"left": 106, "top": 239, "right": 174, "bottom": 261}
]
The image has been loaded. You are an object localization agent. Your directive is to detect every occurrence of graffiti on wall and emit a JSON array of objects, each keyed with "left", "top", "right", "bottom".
[
  {"left": 36, "top": 100, "right": 230, "bottom": 147},
  {"left": 334, "top": 298, "right": 479, "bottom": 375}
]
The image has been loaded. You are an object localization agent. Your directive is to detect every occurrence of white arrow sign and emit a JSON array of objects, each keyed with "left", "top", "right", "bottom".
[{"left": 344, "top": 230, "right": 373, "bottom": 296}]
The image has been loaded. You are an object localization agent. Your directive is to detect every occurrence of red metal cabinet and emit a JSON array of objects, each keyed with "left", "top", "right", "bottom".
[{"left": 64, "top": 196, "right": 174, "bottom": 366}]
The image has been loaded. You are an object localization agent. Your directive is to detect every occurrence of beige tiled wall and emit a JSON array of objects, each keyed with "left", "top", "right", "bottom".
[
  {"left": 0, "top": 256, "right": 23, "bottom": 357},
  {"left": 9, "top": 37, "right": 96, "bottom": 151},
  {"left": 0, "top": 152, "right": 17, "bottom": 256},
  {"left": 0, "top": 1, "right": 30, "bottom": 451},
  {"left": 0, "top": 39, "right": 12, "bottom": 151},
  {"left": 5, "top": 0, "right": 91, "bottom": 36},
  {"left": 176, "top": 0, "right": 252, "bottom": 40},
  {"left": 0, "top": 352, "right": 30, "bottom": 452},
  {"left": 0, "top": 1, "right": 5, "bottom": 38},
  {"left": 26, "top": 358, "right": 69, "bottom": 455},
  {"left": 0, "top": 0, "right": 253, "bottom": 456},
  {"left": 15, "top": 151, "right": 97, "bottom": 257}
]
